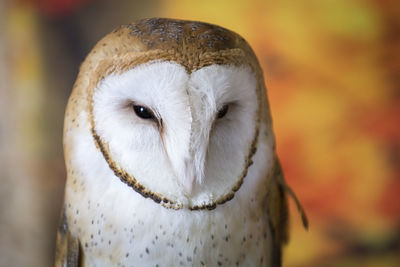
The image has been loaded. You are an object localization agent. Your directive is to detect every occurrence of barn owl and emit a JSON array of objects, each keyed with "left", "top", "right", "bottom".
[{"left": 56, "top": 18, "right": 307, "bottom": 267}]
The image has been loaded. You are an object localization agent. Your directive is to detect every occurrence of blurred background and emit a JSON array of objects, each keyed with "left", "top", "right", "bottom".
[{"left": 0, "top": 0, "right": 399, "bottom": 266}]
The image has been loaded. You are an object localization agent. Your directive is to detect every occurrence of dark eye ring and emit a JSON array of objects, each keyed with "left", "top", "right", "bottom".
[
  {"left": 217, "top": 104, "right": 229, "bottom": 119},
  {"left": 132, "top": 104, "right": 156, "bottom": 120}
]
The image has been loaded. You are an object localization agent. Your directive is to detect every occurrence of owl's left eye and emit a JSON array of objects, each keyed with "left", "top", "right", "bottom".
[
  {"left": 132, "top": 104, "right": 156, "bottom": 120},
  {"left": 217, "top": 104, "right": 229, "bottom": 119}
]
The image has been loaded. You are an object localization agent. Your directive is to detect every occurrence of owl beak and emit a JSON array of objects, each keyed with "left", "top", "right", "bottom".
[
  {"left": 179, "top": 158, "right": 194, "bottom": 195},
  {"left": 181, "top": 143, "right": 208, "bottom": 196},
  {"left": 183, "top": 170, "right": 195, "bottom": 195},
  {"left": 161, "top": 95, "right": 210, "bottom": 195}
]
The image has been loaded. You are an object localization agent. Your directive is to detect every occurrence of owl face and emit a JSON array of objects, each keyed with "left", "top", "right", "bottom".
[
  {"left": 92, "top": 60, "right": 259, "bottom": 209},
  {"left": 64, "top": 18, "right": 273, "bottom": 210}
]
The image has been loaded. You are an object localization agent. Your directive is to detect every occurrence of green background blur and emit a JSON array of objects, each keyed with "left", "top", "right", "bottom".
[{"left": 0, "top": 0, "right": 399, "bottom": 266}]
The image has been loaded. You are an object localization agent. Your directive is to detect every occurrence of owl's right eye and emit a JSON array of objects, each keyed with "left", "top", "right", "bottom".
[{"left": 132, "top": 104, "right": 156, "bottom": 120}]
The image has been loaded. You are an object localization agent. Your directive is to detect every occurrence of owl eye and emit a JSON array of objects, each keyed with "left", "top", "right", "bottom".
[
  {"left": 132, "top": 104, "right": 156, "bottom": 120},
  {"left": 217, "top": 104, "right": 229, "bottom": 119}
]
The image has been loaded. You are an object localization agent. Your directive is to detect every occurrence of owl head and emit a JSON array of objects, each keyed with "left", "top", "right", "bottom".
[{"left": 65, "top": 18, "right": 274, "bottom": 210}]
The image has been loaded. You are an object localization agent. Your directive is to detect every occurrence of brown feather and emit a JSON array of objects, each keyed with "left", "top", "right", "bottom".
[
  {"left": 55, "top": 206, "right": 82, "bottom": 267},
  {"left": 266, "top": 157, "right": 308, "bottom": 266}
]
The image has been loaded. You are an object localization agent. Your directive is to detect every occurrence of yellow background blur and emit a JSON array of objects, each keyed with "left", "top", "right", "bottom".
[{"left": 0, "top": 0, "right": 399, "bottom": 266}]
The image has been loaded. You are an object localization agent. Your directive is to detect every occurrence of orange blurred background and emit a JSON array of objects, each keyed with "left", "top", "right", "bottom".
[{"left": 0, "top": 0, "right": 399, "bottom": 266}]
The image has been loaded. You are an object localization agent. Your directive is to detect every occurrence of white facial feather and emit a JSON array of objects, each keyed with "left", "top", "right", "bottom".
[{"left": 92, "top": 61, "right": 258, "bottom": 207}]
